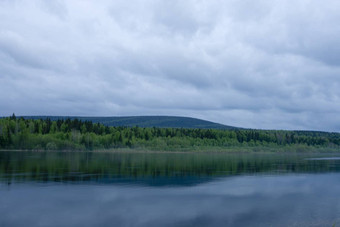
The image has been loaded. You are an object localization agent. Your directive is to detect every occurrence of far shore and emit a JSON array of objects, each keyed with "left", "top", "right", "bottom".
[{"left": 1, "top": 146, "right": 340, "bottom": 154}]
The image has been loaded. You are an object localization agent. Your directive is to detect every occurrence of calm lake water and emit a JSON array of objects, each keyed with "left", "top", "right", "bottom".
[{"left": 1, "top": 151, "right": 340, "bottom": 227}]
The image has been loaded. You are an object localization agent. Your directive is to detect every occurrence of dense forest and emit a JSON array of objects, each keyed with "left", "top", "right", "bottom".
[
  {"left": 0, "top": 114, "right": 340, "bottom": 152},
  {"left": 22, "top": 116, "right": 235, "bottom": 129}
]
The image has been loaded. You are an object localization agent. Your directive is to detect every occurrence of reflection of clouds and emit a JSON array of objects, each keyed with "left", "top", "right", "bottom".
[
  {"left": 195, "top": 175, "right": 314, "bottom": 196},
  {"left": 1, "top": 174, "right": 340, "bottom": 226}
]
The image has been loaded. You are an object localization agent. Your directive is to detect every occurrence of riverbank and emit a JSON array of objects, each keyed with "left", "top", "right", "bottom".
[{"left": 1, "top": 144, "right": 340, "bottom": 153}]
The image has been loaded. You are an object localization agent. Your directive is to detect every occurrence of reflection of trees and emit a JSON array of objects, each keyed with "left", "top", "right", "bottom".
[{"left": 1, "top": 152, "right": 340, "bottom": 184}]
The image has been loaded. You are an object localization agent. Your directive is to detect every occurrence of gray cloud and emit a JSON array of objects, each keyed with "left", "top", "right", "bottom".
[{"left": 1, "top": 0, "right": 340, "bottom": 131}]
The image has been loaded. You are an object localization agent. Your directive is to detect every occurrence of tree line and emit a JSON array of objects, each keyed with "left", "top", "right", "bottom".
[{"left": 0, "top": 114, "right": 339, "bottom": 151}]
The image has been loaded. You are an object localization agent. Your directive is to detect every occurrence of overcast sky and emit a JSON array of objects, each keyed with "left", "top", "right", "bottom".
[{"left": 1, "top": 0, "right": 340, "bottom": 131}]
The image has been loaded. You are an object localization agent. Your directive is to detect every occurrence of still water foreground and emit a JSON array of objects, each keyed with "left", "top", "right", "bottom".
[{"left": 1, "top": 151, "right": 340, "bottom": 226}]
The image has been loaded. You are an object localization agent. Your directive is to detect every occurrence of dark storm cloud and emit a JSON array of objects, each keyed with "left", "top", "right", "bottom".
[{"left": 1, "top": 0, "right": 340, "bottom": 131}]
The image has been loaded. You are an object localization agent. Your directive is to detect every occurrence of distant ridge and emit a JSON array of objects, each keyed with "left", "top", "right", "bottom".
[{"left": 19, "top": 116, "right": 237, "bottom": 129}]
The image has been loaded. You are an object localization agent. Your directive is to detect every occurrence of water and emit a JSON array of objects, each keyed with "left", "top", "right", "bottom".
[{"left": 1, "top": 151, "right": 340, "bottom": 226}]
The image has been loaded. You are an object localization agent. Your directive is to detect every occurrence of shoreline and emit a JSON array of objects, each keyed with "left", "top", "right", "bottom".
[{"left": 1, "top": 146, "right": 340, "bottom": 154}]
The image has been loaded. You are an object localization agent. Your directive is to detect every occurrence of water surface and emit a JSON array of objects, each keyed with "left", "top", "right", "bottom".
[{"left": 1, "top": 151, "right": 340, "bottom": 226}]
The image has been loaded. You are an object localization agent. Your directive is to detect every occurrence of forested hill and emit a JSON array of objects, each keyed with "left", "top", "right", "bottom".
[
  {"left": 20, "top": 116, "right": 236, "bottom": 129},
  {"left": 1, "top": 115, "right": 340, "bottom": 152}
]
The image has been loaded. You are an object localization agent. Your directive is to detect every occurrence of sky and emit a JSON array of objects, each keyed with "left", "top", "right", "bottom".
[{"left": 1, "top": 0, "right": 340, "bottom": 132}]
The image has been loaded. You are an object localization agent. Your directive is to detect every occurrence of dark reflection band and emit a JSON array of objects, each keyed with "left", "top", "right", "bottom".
[{"left": 1, "top": 151, "right": 340, "bottom": 185}]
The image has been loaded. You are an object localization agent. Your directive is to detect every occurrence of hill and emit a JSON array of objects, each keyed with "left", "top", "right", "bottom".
[
  {"left": 1, "top": 115, "right": 340, "bottom": 152},
  {"left": 20, "top": 116, "right": 237, "bottom": 129}
]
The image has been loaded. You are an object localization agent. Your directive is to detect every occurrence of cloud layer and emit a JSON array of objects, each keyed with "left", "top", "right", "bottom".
[{"left": 1, "top": 0, "right": 340, "bottom": 131}]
